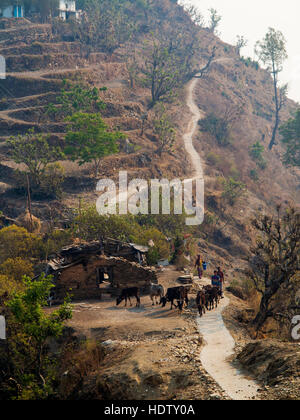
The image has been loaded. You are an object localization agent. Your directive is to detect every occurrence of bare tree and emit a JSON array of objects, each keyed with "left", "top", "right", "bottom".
[
  {"left": 141, "top": 33, "right": 216, "bottom": 108},
  {"left": 208, "top": 8, "right": 222, "bottom": 34},
  {"left": 236, "top": 35, "right": 248, "bottom": 56},
  {"left": 248, "top": 205, "right": 300, "bottom": 331},
  {"left": 193, "top": 46, "right": 217, "bottom": 79},
  {"left": 180, "top": 1, "right": 205, "bottom": 27}
]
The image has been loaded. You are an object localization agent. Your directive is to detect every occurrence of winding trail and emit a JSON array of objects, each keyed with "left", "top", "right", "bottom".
[
  {"left": 183, "top": 77, "right": 204, "bottom": 180},
  {"left": 184, "top": 76, "right": 259, "bottom": 400}
]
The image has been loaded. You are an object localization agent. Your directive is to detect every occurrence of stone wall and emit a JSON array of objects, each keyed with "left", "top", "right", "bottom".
[{"left": 53, "top": 255, "right": 157, "bottom": 301}]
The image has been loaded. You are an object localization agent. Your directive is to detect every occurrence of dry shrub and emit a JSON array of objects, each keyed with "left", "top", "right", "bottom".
[
  {"left": 62, "top": 340, "right": 106, "bottom": 378},
  {"left": 0, "top": 274, "right": 25, "bottom": 297},
  {"left": 17, "top": 210, "right": 41, "bottom": 234},
  {"left": 0, "top": 225, "right": 42, "bottom": 263},
  {"left": 0, "top": 258, "right": 34, "bottom": 283}
]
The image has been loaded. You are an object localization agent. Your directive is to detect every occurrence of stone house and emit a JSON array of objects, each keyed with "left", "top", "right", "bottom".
[{"left": 46, "top": 239, "right": 157, "bottom": 302}]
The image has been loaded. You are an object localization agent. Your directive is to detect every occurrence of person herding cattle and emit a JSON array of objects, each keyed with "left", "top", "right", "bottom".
[
  {"left": 195, "top": 255, "right": 203, "bottom": 279},
  {"left": 211, "top": 271, "right": 221, "bottom": 288},
  {"left": 217, "top": 267, "right": 225, "bottom": 298}
]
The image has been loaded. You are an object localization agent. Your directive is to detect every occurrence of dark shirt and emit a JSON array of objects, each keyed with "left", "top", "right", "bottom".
[
  {"left": 217, "top": 271, "right": 224, "bottom": 282},
  {"left": 211, "top": 275, "right": 220, "bottom": 287}
]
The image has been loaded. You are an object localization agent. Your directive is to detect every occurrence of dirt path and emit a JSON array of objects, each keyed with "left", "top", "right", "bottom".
[
  {"left": 194, "top": 276, "right": 259, "bottom": 400},
  {"left": 183, "top": 77, "right": 204, "bottom": 180},
  {"left": 197, "top": 287, "right": 259, "bottom": 400},
  {"left": 183, "top": 58, "right": 235, "bottom": 180},
  {"left": 185, "top": 71, "right": 259, "bottom": 399}
]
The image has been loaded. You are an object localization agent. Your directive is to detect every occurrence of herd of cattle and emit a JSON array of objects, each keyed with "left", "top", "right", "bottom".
[{"left": 116, "top": 283, "right": 222, "bottom": 317}]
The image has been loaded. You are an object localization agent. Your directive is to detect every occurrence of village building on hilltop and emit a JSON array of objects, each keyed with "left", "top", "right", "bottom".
[
  {"left": 0, "top": 0, "right": 81, "bottom": 20},
  {"left": 58, "top": 0, "right": 80, "bottom": 21},
  {"left": 0, "top": 3, "right": 24, "bottom": 18}
]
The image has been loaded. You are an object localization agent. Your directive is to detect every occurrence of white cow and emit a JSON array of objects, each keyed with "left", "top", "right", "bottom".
[{"left": 149, "top": 283, "right": 164, "bottom": 306}]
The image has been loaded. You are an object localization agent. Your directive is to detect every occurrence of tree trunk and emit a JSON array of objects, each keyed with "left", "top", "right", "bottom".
[
  {"left": 269, "top": 110, "right": 280, "bottom": 150},
  {"left": 253, "top": 293, "right": 272, "bottom": 330},
  {"left": 253, "top": 283, "right": 281, "bottom": 330},
  {"left": 269, "top": 66, "right": 280, "bottom": 150}
]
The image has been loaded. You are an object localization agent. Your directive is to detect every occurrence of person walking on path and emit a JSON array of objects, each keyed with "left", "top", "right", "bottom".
[
  {"left": 195, "top": 255, "right": 203, "bottom": 279},
  {"left": 217, "top": 267, "right": 225, "bottom": 298},
  {"left": 211, "top": 271, "right": 221, "bottom": 288}
]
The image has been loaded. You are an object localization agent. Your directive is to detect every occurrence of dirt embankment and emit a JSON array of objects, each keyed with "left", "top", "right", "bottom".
[
  {"left": 59, "top": 274, "right": 300, "bottom": 401},
  {"left": 237, "top": 340, "right": 300, "bottom": 400},
  {"left": 223, "top": 291, "right": 300, "bottom": 400}
]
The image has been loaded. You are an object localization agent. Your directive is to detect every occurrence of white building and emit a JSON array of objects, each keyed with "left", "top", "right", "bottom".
[
  {"left": 58, "top": 0, "right": 80, "bottom": 21},
  {"left": 0, "top": 4, "right": 24, "bottom": 18},
  {"left": 0, "top": 0, "right": 81, "bottom": 20}
]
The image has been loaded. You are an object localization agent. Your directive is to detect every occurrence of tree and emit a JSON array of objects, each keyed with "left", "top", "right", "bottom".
[
  {"left": 279, "top": 109, "right": 300, "bottom": 167},
  {"left": 199, "top": 103, "right": 244, "bottom": 146},
  {"left": 153, "top": 105, "right": 176, "bottom": 156},
  {"left": 180, "top": 2, "right": 205, "bottom": 27},
  {"left": 193, "top": 46, "right": 216, "bottom": 79},
  {"left": 248, "top": 206, "right": 300, "bottom": 331},
  {"left": 208, "top": 8, "right": 221, "bottom": 34},
  {"left": 46, "top": 80, "right": 106, "bottom": 120},
  {"left": 7, "top": 129, "right": 64, "bottom": 187},
  {"left": 1, "top": 275, "right": 72, "bottom": 399},
  {"left": 141, "top": 37, "right": 185, "bottom": 107},
  {"left": 236, "top": 35, "right": 248, "bottom": 56},
  {"left": 0, "top": 225, "right": 41, "bottom": 263},
  {"left": 64, "top": 112, "right": 124, "bottom": 177},
  {"left": 141, "top": 33, "right": 216, "bottom": 107},
  {"left": 249, "top": 141, "right": 267, "bottom": 170},
  {"left": 35, "top": 0, "right": 59, "bottom": 20},
  {"left": 255, "top": 28, "right": 288, "bottom": 150},
  {"left": 0, "top": 258, "right": 33, "bottom": 283},
  {"left": 221, "top": 177, "right": 246, "bottom": 206},
  {"left": 18, "top": 0, "right": 60, "bottom": 21},
  {"left": 73, "top": 206, "right": 143, "bottom": 242},
  {"left": 132, "top": 227, "right": 170, "bottom": 265},
  {"left": 70, "top": 0, "right": 137, "bottom": 53}
]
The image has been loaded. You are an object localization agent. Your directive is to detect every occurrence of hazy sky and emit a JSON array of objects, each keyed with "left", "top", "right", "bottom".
[{"left": 187, "top": 0, "right": 300, "bottom": 103}]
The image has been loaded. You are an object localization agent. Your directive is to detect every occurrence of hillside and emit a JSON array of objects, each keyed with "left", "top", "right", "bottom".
[{"left": 0, "top": 2, "right": 299, "bottom": 273}]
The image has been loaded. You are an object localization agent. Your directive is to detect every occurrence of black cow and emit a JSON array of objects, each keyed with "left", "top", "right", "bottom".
[
  {"left": 116, "top": 287, "right": 141, "bottom": 308},
  {"left": 196, "top": 290, "right": 206, "bottom": 317},
  {"left": 161, "top": 286, "right": 189, "bottom": 311},
  {"left": 203, "top": 285, "right": 221, "bottom": 310}
]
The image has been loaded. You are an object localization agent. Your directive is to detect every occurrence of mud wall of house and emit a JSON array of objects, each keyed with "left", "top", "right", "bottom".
[{"left": 54, "top": 256, "right": 157, "bottom": 301}]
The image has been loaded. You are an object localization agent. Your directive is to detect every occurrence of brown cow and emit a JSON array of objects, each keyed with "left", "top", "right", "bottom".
[
  {"left": 116, "top": 287, "right": 141, "bottom": 308},
  {"left": 161, "top": 286, "right": 189, "bottom": 311},
  {"left": 196, "top": 290, "right": 206, "bottom": 317},
  {"left": 203, "top": 285, "right": 220, "bottom": 310}
]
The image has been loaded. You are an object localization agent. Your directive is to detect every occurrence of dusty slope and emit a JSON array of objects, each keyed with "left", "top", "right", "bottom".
[
  {"left": 0, "top": 3, "right": 299, "bottom": 275},
  {"left": 52, "top": 267, "right": 229, "bottom": 400}
]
